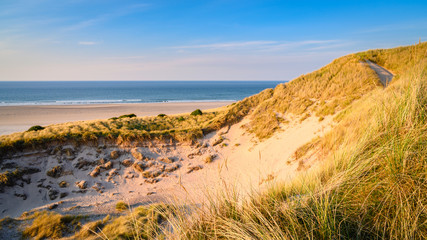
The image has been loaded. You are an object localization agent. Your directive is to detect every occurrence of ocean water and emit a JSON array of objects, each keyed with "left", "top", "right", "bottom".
[{"left": 0, "top": 81, "right": 283, "bottom": 106}]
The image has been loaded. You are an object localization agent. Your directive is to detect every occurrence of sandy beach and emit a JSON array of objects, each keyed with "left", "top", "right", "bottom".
[{"left": 0, "top": 101, "right": 234, "bottom": 136}]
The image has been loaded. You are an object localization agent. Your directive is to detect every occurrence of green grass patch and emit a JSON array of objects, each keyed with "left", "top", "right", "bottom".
[{"left": 190, "top": 109, "right": 203, "bottom": 116}]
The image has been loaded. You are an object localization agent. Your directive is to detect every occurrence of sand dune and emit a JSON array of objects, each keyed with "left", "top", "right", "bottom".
[{"left": 0, "top": 112, "right": 333, "bottom": 218}]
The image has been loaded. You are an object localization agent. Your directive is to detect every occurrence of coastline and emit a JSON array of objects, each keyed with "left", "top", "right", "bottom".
[{"left": 0, "top": 101, "right": 234, "bottom": 136}]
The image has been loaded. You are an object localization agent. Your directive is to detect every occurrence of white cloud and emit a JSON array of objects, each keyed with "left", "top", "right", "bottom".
[
  {"left": 172, "top": 41, "right": 278, "bottom": 50},
  {"left": 78, "top": 41, "right": 97, "bottom": 45}
]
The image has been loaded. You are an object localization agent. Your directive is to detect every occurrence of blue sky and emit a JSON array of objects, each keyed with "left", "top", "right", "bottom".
[{"left": 0, "top": 0, "right": 426, "bottom": 80}]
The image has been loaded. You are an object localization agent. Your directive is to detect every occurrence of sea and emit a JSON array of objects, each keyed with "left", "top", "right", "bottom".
[{"left": 0, "top": 81, "right": 283, "bottom": 106}]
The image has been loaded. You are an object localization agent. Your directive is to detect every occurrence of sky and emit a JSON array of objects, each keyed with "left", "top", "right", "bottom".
[{"left": 0, "top": 0, "right": 426, "bottom": 81}]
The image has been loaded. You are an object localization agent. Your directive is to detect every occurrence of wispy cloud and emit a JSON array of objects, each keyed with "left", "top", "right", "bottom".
[
  {"left": 64, "top": 3, "right": 150, "bottom": 31},
  {"left": 356, "top": 21, "right": 427, "bottom": 34},
  {"left": 171, "top": 40, "right": 341, "bottom": 52},
  {"left": 78, "top": 41, "right": 97, "bottom": 45}
]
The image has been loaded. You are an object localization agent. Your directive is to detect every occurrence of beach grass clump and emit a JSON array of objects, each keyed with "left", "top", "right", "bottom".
[
  {"left": 0, "top": 168, "right": 31, "bottom": 191},
  {"left": 115, "top": 201, "right": 129, "bottom": 212},
  {"left": 172, "top": 57, "right": 427, "bottom": 239},
  {"left": 27, "top": 125, "right": 45, "bottom": 132},
  {"left": 22, "top": 211, "right": 83, "bottom": 240},
  {"left": 98, "top": 203, "right": 174, "bottom": 239}
]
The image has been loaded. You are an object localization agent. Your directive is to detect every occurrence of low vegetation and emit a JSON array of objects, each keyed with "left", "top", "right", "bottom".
[
  {"left": 22, "top": 211, "right": 83, "bottom": 240},
  {"left": 109, "top": 113, "right": 137, "bottom": 120},
  {"left": 17, "top": 204, "right": 174, "bottom": 239}
]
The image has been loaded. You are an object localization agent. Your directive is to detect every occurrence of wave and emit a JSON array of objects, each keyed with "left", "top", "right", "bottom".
[{"left": 0, "top": 99, "right": 236, "bottom": 106}]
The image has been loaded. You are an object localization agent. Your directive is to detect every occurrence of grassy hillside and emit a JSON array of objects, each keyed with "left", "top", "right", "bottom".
[{"left": 174, "top": 43, "right": 427, "bottom": 239}]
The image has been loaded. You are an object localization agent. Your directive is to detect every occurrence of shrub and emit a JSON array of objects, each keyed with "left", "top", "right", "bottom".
[
  {"left": 27, "top": 125, "right": 45, "bottom": 132},
  {"left": 177, "top": 116, "right": 185, "bottom": 121},
  {"left": 190, "top": 109, "right": 203, "bottom": 116},
  {"left": 118, "top": 114, "right": 137, "bottom": 119},
  {"left": 157, "top": 113, "right": 166, "bottom": 117}
]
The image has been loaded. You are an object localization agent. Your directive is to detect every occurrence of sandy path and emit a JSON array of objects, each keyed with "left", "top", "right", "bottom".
[
  {"left": 0, "top": 101, "right": 233, "bottom": 136},
  {"left": 365, "top": 60, "right": 394, "bottom": 86}
]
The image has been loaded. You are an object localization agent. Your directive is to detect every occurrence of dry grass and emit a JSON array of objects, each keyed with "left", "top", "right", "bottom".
[
  {"left": 116, "top": 201, "right": 130, "bottom": 212},
  {"left": 88, "top": 203, "right": 173, "bottom": 240},
  {"left": 17, "top": 204, "right": 174, "bottom": 239},
  {"left": 244, "top": 42, "right": 426, "bottom": 139}
]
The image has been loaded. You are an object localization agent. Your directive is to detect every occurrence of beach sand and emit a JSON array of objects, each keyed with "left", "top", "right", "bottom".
[{"left": 0, "top": 101, "right": 234, "bottom": 135}]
